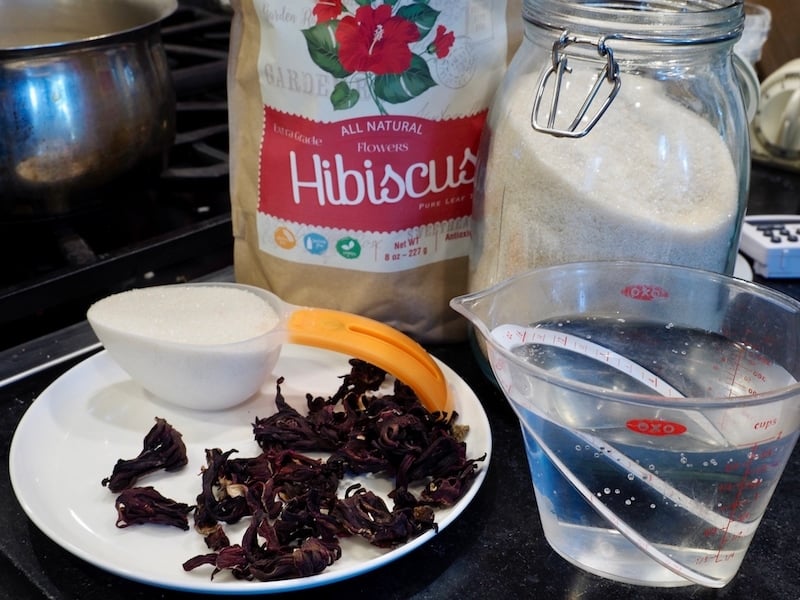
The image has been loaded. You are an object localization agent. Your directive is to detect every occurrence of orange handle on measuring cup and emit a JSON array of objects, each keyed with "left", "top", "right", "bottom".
[{"left": 286, "top": 307, "right": 453, "bottom": 415}]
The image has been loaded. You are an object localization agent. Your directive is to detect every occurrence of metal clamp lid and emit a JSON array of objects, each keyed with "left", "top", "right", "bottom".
[
  {"left": 531, "top": 31, "right": 621, "bottom": 138},
  {"left": 528, "top": 2, "right": 744, "bottom": 140}
]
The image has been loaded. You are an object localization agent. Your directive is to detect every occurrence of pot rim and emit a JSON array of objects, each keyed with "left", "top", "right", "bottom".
[{"left": 0, "top": 0, "right": 178, "bottom": 52}]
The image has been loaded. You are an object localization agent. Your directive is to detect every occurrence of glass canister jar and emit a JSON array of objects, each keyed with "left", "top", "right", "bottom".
[{"left": 469, "top": 0, "right": 749, "bottom": 293}]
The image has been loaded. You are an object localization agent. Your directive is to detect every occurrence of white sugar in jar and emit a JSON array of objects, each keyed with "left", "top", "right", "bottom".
[{"left": 470, "top": 0, "right": 750, "bottom": 292}]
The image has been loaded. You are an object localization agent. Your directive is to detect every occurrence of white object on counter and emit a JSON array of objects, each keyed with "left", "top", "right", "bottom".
[
  {"left": 87, "top": 283, "right": 284, "bottom": 411},
  {"left": 739, "top": 215, "right": 800, "bottom": 278}
]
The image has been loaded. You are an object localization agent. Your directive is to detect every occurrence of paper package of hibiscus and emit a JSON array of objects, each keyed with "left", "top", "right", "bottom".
[{"left": 227, "top": 0, "right": 521, "bottom": 343}]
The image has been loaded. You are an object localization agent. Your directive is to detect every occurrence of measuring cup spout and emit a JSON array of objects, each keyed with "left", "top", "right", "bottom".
[
  {"left": 449, "top": 289, "right": 496, "bottom": 347},
  {"left": 283, "top": 306, "right": 453, "bottom": 415}
]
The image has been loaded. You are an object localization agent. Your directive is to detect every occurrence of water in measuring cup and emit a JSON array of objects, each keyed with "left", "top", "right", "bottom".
[{"left": 506, "top": 316, "right": 799, "bottom": 587}]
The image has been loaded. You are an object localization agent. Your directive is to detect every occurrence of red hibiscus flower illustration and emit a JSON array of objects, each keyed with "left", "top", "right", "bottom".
[
  {"left": 303, "top": 0, "right": 454, "bottom": 114},
  {"left": 335, "top": 4, "right": 420, "bottom": 76},
  {"left": 312, "top": 0, "right": 344, "bottom": 24},
  {"left": 429, "top": 25, "right": 455, "bottom": 59}
]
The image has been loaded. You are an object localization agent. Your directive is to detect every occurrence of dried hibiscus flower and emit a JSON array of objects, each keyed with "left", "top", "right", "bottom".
[
  {"left": 193, "top": 448, "right": 252, "bottom": 528},
  {"left": 114, "top": 486, "right": 193, "bottom": 530},
  {"left": 332, "top": 484, "right": 433, "bottom": 548},
  {"left": 252, "top": 378, "right": 339, "bottom": 451},
  {"left": 183, "top": 519, "right": 341, "bottom": 582},
  {"left": 101, "top": 417, "right": 188, "bottom": 492},
  {"left": 110, "top": 358, "right": 483, "bottom": 584}
]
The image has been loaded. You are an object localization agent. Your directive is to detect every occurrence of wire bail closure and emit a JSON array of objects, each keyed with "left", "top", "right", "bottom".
[{"left": 531, "top": 31, "right": 621, "bottom": 138}]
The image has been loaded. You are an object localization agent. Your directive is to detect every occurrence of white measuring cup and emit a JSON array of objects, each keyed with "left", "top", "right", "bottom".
[
  {"left": 88, "top": 282, "right": 452, "bottom": 414},
  {"left": 451, "top": 261, "right": 800, "bottom": 588}
]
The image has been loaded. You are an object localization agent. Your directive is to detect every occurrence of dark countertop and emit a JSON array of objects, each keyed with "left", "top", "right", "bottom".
[{"left": 1, "top": 163, "right": 799, "bottom": 600}]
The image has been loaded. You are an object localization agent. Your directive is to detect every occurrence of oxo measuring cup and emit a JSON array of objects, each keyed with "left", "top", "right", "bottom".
[
  {"left": 87, "top": 282, "right": 451, "bottom": 414},
  {"left": 451, "top": 261, "right": 800, "bottom": 588}
]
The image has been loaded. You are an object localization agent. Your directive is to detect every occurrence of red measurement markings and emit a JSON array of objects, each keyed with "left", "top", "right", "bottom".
[
  {"left": 711, "top": 441, "right": 768, "bottom": 560},
  {"left": 695, "top": 551, "right": 736, "bottom": 565}
]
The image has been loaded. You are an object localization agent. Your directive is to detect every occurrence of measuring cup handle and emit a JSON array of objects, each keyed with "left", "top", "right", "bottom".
[{"left": 286, "top": 307, "right": 453, "bottom": 415}]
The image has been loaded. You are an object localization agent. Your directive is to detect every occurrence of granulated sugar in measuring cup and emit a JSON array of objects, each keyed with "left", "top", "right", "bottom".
[
  {"left": 451, "top": 261, "right": 800, "bottom": 588},
  {"left": 88, "top": 282, "right": 452, "bottom": 414}
]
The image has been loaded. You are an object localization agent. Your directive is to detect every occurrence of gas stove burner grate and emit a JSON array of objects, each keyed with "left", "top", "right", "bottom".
[
  {"left": 161, "top": 4, "right": 232, "bottom": 180},
  {"left": 164, "top": 101, "right": 230, "bottom": 179}
]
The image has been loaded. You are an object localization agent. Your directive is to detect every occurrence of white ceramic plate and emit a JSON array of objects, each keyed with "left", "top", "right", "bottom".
[{"left": 9, "top": 346, "right": 490, "bottom": 595}]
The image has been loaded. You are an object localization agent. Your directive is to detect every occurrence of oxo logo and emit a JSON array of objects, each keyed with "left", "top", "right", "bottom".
[
  {"left": 621, "top": 284, "right": 669, "bottom": 301},
  {"left": 626, "top": 419, "right": 687, "bottom": 437}
]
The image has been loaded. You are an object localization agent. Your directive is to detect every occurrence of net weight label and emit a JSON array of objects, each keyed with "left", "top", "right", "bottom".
[{"left": 385, "top": 234, "right": 427, "bottom": 263}]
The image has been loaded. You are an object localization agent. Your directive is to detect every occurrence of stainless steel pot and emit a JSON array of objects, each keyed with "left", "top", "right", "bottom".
[{"left": 0, "top": 0, "right": 178, "bottom": 217}]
